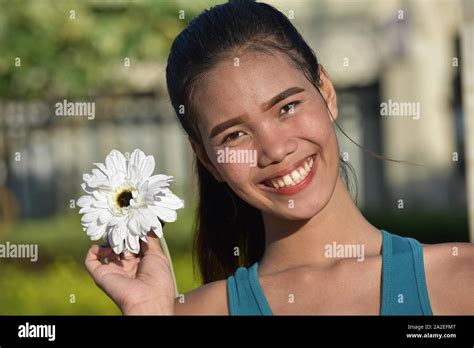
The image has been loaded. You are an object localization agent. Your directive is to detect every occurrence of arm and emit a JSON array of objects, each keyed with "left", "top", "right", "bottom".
[
  {"left": 423, "top": 242, "right": 474, "bottom": 315},
  {"left": 174, "top": 279, "right": 229, "bottom": 315}
]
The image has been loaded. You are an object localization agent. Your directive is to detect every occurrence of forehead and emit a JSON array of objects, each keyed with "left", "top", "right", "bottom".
[{"left": 193, "top": 51, "right": 310, "bottom": 131}]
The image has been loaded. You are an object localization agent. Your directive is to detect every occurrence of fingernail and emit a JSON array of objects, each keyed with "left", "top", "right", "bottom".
[{"left": 99, "top": 243, "right": 109, "bottom": 248}]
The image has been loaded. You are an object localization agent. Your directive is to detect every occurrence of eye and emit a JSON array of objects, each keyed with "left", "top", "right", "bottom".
[
  {"left": 279, "top": 101, "right": 301, "bottom": 116},
  {"left": 222, "top": 130, "right": 245, "bottom": 144}
]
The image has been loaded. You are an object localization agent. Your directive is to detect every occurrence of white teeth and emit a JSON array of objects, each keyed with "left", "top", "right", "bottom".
[
  {"left": 283, "top": 175, "right": 293, "bottom": 186},
  {"left": 291, "top": 170, "right": 301, "bottom": 183},
  {"left": 263, "top": 155, "right": 315, "bottom": 189}
]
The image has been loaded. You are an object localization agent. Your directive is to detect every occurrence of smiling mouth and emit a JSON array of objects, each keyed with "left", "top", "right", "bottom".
[{"left": 260, "top": 154, "right": 316, "bottom": 190}]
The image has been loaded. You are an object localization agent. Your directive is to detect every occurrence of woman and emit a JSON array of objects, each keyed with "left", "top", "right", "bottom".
[{"left": 85, "top": 0, "right": 473, "bottom": 315}]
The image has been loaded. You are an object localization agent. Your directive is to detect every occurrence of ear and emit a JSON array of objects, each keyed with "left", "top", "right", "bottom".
[
  {"left": 317, "top": 65, "right": 338, "bottom": 122},
  {"left": 190, "top": 138, "right": 224, "bottom": 182}
]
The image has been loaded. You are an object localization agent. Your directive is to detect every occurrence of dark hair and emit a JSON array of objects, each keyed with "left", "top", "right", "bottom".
[{"left": 166, "top": 0, "right": 355, "bottom": 283}]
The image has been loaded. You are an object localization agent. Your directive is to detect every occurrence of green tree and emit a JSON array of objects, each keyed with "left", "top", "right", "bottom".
[{"left": 0, "top": 0, "right": 209, "bottom": 98}]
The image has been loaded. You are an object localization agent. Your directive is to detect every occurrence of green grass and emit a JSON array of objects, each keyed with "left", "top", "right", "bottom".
[
  {"left": 0, "top": 260, "right": 121, "bottom": 315},
  {"left": 0, "top": 254, "right": 200, "bottom": 315},
  {"left": 0, "top": 209, "right": 201, "bottom": 314}
]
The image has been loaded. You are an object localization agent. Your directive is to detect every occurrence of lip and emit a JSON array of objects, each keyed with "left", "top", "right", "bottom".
[{"left": 257, "top": 154, "right": 317, "bottom": 196}]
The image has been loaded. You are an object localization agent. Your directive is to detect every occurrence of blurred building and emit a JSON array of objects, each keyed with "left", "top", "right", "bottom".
[{"left": 0, "top": 92, "right": 193, "bottom": 220}]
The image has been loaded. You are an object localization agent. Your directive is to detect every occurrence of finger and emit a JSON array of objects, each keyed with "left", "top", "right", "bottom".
[
  {"left": 120, "top": 250, "right": 139, "bottom": 261},
  {"left": 97, "top": 244, "right": 114, "bottom": 255},
  {"left": 97, "top": 243, "right": 125, "bottom": 262},
  {"left": 140, "top": 230, "right": 165, "bottom": 258},
  {"left": 105, "top": 252, "right": 120, "bottom": 262},
  {"left": 85, "top": 244, "right": 112, "bottom": 275}
]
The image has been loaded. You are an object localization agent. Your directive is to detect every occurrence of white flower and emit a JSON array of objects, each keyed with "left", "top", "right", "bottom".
[{"left": 77, "top": 149, "right": 184, "bottom": 254}]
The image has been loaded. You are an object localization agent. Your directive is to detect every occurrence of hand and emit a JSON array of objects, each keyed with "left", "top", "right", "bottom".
[{"left": 85, "top": 231, "right": 175, "bottom": 315}]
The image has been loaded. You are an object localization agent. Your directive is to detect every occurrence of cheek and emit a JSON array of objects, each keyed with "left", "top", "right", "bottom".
[
  {"left": 294, "top": 106, "right": 340, "bottom": 183},
  {"left": 295, "top": 106, "right": 335, "bottom": 147},
  {"left": 217, "top": 163, "right": 252, "bottom": 188},
  {"left": 221, "top": 164, "right": 259, "bottom": 203}
]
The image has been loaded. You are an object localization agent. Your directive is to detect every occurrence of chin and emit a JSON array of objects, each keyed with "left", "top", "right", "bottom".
[{"left": 262, "top": 200, "right": 326, "bottom": 221}]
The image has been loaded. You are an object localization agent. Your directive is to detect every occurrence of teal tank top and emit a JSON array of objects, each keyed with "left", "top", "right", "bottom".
[{"left": 226, "top": 229, "right": 433, "bottom": 315}]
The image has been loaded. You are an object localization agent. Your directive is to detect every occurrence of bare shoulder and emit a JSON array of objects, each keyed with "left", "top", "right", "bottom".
[
  {"left": 174, "top": 279, "right": 229, "bottom": 315},
  {"left": 422, "top": 242, "right": 474, "bottom": 314}
]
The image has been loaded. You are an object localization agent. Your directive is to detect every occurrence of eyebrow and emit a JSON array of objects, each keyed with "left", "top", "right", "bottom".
[
  {"left": 209, "top": 86, "right": 305, "bottom": 139},
  {"left": 260, "top": 86, "right": 305, "bottom": 112},
  {"left": 209, "top": 115, "right": 248, "bottom": 139}
]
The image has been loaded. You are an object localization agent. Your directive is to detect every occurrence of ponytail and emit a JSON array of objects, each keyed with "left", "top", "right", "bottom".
[{"left": 191, "top": 160, "right": 264, "bottom": 283}]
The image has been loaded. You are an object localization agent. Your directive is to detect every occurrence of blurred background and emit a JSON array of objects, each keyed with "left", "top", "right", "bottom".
[{"left": 0, "top": 0, "right": 472, "bottom": 314}]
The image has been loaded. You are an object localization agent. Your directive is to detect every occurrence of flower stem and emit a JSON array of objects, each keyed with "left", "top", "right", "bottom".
[{"left": 159, "top": 235, "right": 179, "bottom": 299}]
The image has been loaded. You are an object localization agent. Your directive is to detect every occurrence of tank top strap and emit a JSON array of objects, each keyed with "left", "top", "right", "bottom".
[
  {"left": 227, "top": 262, "right": 273, "bottom": 315},
  {"left": 380, "top": 229, "right": 433, "bottom": 315}
]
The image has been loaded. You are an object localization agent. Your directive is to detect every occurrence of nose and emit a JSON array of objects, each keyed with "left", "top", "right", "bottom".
[{"left": 256, "top": 122, "right": 298, "bottom": 167}]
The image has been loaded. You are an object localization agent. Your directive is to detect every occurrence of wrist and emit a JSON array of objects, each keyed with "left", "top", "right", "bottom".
[{"left": 123, "top": 298, "right": 175, "bottom": 315}]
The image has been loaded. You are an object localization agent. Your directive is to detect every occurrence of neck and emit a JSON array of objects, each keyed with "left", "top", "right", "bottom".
[{"left": 259, "top": 177, "right": 382, "bottom": 275}]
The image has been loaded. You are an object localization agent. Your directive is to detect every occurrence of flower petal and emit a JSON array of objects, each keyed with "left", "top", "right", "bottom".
[
  {"left": 153, "top": 195, "right": 184, "bottom": 210},
  {"left": 149, "top": 205, "right": 177, "bottom": 223},
  {"left": 105, "top": 150, "right": 126, "bottom": 174},
  {"left": 98, "top": 210, "right": 112, "bottom": 224},
  {"left": 129, "top": 149, "right": 145, "bottom": 170},
  {"left": 118, "top": 220, "right": 128, "bottom": 238},
  {"left": 109, "top": 232, "right": 124, "bottom": 254},
  {"left": 89, "top": 223, "right": 107, "bottom": 241},
  {"left": 92, "top": 190, "right": 107, "bottom": 201},
  {"left": 81, "top": 183, "right": 95, "bottom": 194},
  {"left": 140, "top": 155, "right": 155, "bottom": 180},
  {"left": 111, "top": 224, "right": 125, "bottom": 246},
  {"left": 77, "top": 195, "right": 94, "bottom": 208},
  {"left": 113, "top": 150, "right": 127, "bottom": 173},
  {"left": 113, "top": 244, "right": 123, "bottom": 254},
  {"left": 86, "top": 177, "right": 109, "bottom": 188},
  {"left": 147, "top": 174, "right": 173, "bottom": 187},
  {"left": 125, "top": 234, "right": 140, "bottom": 254},
  {"left": 86, "top": 222, "right": 98, "bottom": 236},
  {"left": 93, "top": 162, "right": 109, "bottom": 177},
  {"left": 151, "top": 223, "right": 163, "bottom": 238},
  {"left": 91, "top": 168, "right": 106, "bottom": 178},
  {"left": 135, "top": 207, "right": 159, "bottom": 232},
  {"left": 81, "top": 210, "right": 102, "bottom": 223},
  {"left": 79, "top": 206, "right": 97, "bottom": 214},
  {"left": 127, "top": 164, "right": 142, "bottom": 186},
  {"left": 107, "top": 215, "right": 122, "bottom": 226},
  {"left": 127, "top": 217, "right": 140, "bottom": 235}
]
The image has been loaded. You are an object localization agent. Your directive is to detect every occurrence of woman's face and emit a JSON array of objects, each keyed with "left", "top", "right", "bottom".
[{"left": 192, "top": 52, "right": 340, "bottom": 220}]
